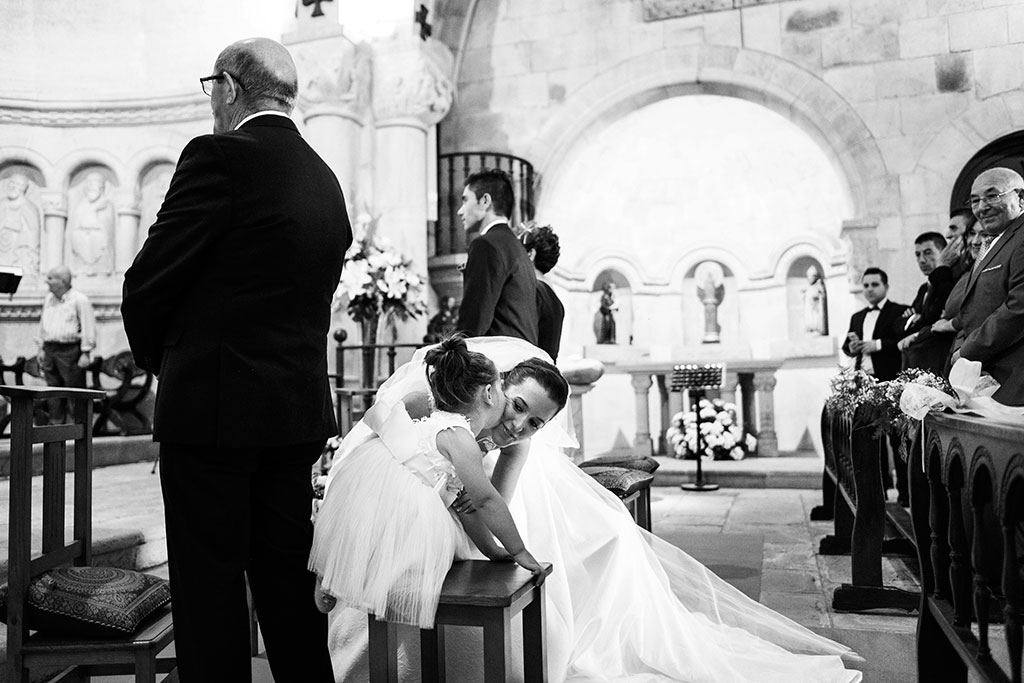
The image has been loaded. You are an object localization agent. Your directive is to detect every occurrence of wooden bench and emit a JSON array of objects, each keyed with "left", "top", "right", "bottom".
[
  {"left": 917, "top": 413, "right": 1022, "bottom": 682},
  {"left": 578, "top": 455, "right": 657, "bottom": 531},
  {"left": 817, "top": 404, "right": 919, "bottom": 613},
  {"left": 368, "top": 560, "right": 553, "bottom": 682}
]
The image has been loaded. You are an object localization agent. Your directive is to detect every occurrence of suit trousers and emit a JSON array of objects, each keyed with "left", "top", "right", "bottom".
[
  {"left": 160, "top": 440, "right": 334, "bottom": 682},
  {"left": 40, "top": 341, "right": 86, "bottom": 424}
]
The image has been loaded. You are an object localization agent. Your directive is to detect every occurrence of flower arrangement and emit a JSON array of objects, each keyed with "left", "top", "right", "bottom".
[
  {"left": 824, "top": 366, "right": 954, "bottom": 459},
  {"left": 333, "top": 227, "right": 428, "bottom": 326},
  {"left": 665, "top": 398, "right": 757, "bottom": 461}
]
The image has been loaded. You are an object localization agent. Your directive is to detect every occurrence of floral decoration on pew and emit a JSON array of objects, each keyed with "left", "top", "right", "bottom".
[
  {"left": 333, "top": 221, "right": 428, "bottom": 325},
  {"left": 825, "top": 366, "right": 953, "bottom": 459},
  {"left": 666, "top": 398, "right": 757, "bottom": 461}
]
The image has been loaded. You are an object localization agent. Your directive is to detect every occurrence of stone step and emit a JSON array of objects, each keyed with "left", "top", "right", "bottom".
[
  {"left": 0, "top": 435, "right": 159, "bottom": 478},
  {"left": 651, "top": 454, "right": 823, "bottom": 489}
]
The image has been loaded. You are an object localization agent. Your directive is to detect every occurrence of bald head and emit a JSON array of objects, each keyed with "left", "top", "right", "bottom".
[
  {"left": 971, "top": 167, "right": 1024, "bottom": 235},
  {"left": 45, "top": 266, "right": 72, "bottom": 297},
  {"left": 214, "top": 37, "right": 298, "bottom": 114}
]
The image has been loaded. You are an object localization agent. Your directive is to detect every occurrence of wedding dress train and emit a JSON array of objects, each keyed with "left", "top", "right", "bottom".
[{"left": 323, "top": 337, "right": 862, "bottom": 683}]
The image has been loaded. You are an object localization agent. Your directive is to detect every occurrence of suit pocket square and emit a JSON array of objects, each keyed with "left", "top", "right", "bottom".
[{"left": 981, "top": 264, "right": 1003, "bottom": 273}]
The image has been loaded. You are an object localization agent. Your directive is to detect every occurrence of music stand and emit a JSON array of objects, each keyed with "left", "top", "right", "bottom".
[
  {"left": 0, "top": 265, "right": 23, "bottom": 299},
  {"left": 671, "top": 363, "right": 726, "bottom": 492}
]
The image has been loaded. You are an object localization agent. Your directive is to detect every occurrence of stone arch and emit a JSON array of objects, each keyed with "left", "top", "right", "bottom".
[
  {"left": 0, "top": 149, "right": 55, "bottom": 188},
  {"left": 525, "top": 44, "right": 890, "bottom": 223},
  {"left": 912, "top": 93, "right": 1022, "bottom": 221}
]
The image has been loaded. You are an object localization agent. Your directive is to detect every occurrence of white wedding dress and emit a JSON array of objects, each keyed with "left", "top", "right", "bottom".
[{"left": 323, "top": 337, "right": 862, "bottom": 683}]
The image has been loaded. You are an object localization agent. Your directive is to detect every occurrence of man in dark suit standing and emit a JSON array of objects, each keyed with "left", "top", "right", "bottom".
[
  {"left": 121, "top": 38, "right": 350, "bottom": 682},
  {"left": 843, "top": 267, "right": 910, "bottom": 503},
  {"left": 952, "top": 167, "right": 1024, "bottom": 406},
  {"left": 456, "top": 169, "right": 538, "bottom": 344},
  {"left": 899, "top": 232, "right": 956, "bottom": 375},
  {"left": 843, "top": 267, "right": 909, "bottom": 382}
]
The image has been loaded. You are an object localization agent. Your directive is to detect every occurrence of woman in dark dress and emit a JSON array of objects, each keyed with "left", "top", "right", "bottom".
[{"left": 523, "top": 225, "right": 565, "bottom": 361}]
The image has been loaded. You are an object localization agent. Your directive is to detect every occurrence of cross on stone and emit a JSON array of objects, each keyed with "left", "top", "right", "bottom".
[
  {"left": 415, "top": 3, "right": 432, "bottom": 40},
  {"left": 302, "top": 0, "right": 332, "bottom": 18}
]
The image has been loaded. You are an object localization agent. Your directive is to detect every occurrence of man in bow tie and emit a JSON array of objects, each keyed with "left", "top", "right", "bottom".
[
  {"left": 842, "top": 267, "right": 911, "bottom": 503},
  {"left": 950, "top": 167, "right": 1024, "bottom": 406},
  {"left": 843, "top": 268, "right": 909, "bottom": 382}
]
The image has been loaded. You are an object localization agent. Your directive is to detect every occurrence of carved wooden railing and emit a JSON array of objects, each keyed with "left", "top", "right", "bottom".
[
  {"left": 817, "top": 404, "right": 919, "bottom": 613},
  {"left": 918, "top": 413, "right": 1024, "bottom": 683}
]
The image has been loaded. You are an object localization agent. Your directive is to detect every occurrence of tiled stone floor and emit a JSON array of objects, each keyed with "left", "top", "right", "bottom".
[{"left": 2, "top": 463, "right": 920, "bottom": 682}]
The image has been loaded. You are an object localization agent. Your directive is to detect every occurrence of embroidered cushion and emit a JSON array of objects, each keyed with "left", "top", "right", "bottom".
[
  {"left": 579, "top": 454, "right": 660, "bottom": 473},
  {"left": 0, "top": 566, "right": 170, "bottom": 638},
  {"left": 582, "top": 466, "right": 654, "bottom": 497}
]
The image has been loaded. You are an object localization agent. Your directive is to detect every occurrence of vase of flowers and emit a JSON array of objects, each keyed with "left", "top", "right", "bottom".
[
  {"left": 665, "top": 398, "right": 757, "bottom": 461},
  {"left": 334, "top": 228, "right": 428, "bottom": 333}
]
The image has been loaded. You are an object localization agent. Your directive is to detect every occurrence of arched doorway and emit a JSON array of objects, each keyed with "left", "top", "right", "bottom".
[{"left": 949, "top": 130, "right": 1024, "bottom": 212}]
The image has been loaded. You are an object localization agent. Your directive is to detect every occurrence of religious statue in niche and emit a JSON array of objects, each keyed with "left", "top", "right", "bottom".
[
  {"left": 595, "top": 282, "right": 618, "bottom": 344},
  {"left": 695, "top": 261, "right": 725, "bottom": 344},
  {"left": 66, "top": 171, "right": 115, "bottom": 276},
  {"left": 802, "top": 265, "right": 828, "bottom": 336},
  {"left": 0, "top": 172, "right": 42, "bottom": 275}
]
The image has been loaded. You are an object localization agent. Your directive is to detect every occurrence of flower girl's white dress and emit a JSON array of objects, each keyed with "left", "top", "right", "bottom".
[
  {"left": 309, "top": 403, "right": 477, "bottom": 628},
  {"left": 323, "top": 338, "right": 863, "bottom": 683}
]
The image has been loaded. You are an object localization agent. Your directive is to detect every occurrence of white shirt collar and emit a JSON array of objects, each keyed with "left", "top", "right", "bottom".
[
  {"left": 868, "top": 297, "right": 888, "bottom": 311},
  {"left": 480, "top": 218, "right": 508, "bottom": 236},
  {"left": 234, "top": 110, "right": 292, "bottom": 131}
]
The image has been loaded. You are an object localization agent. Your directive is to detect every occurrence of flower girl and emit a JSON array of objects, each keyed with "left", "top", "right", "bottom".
[{"left": 309, "top": 334, "right": 550, "bottom": 628}]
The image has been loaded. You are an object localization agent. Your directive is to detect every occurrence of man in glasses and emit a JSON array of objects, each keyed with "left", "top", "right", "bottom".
[
  {"left": 122, "top": 37, "right": 350, "bottom": 681},
  {"left": 950, "top": 167, "right": 1024, "bottom": 405}
]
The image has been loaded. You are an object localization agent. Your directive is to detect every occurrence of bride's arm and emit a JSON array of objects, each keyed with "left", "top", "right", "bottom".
[{"left": 490, "top": 440, "right": 531, "bottom": 502}]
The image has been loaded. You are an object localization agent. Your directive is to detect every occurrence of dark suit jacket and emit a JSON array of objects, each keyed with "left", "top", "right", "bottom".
[
  {"left": 536, "top": 279, "right": 564, "bottom": 362},
  {"left": 457, "top": 223, "right": 538, "bottom": 344},
  {"left": 121, "top": 115, "right": 353, "bottom": 447},
  {"left": 842, "top": 300, "right": 909, "bottom": 381},
  {"left": 953, "top": 214, "right": 1024, "bottom": 405},
  {"left": 903, "top": 266, "right": 957, "bottom": 374}
]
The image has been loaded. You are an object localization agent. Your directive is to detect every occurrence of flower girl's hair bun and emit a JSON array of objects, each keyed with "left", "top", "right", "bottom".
[{"left": 424, "top": 334, "right": 498, "bottom": 413}]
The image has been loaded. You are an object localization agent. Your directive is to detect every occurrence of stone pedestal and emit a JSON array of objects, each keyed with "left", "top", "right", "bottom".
[{"left": 561, "top": 358, "right": 605, "bottom": 463}]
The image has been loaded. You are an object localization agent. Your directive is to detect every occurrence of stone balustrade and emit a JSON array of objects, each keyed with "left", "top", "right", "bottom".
[{"left": 617, "top": 359, "right": 783, "bottom": 457}]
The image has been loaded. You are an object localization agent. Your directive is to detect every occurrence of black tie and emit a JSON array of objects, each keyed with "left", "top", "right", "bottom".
[{"left": 868, "top": 306, "right": 880, "bottom": 312}]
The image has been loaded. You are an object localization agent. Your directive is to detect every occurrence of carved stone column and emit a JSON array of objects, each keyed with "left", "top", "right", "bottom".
[
  {"left": 561, "top": 359, "right": 605, "bottom": 464},
  {"left": 631, "top": 373, "right": 654, "bottom": 455},
  {"left": 372, "top": 37, "right": 454, "bottom": 286},
  {"left": 115, "top": 193, "right": 141, "bottom": 274},
  {"left": 41, "top": 193, "right": 66, "bottom": 274},
  {"left": 752, "top": 371, "right": 779, "bottom": 457},
  {"left": 286, "top": 14, "right": 370, "bottom": 200}
]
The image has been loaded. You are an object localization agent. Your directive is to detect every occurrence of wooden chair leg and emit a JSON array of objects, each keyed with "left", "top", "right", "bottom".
[
  {"left": 368, "top": 616, "right": 400, "bottom": 683},
  {"left": 135, "top": 650, "right": 158, "bottom": 683},
  {"left": 420, "top": 626, "right": 446, "bottom": 683},
  {"left": 522, "top": 586, "right": 548, "bottom": 683},
  {"left": 481, "top": 608, "right": 512, "bottom": 683}
]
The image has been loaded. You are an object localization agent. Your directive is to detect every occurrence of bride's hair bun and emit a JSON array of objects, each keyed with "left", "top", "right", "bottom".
[{"left": 424, "top": 333, "right": 498, "bottom": 412}]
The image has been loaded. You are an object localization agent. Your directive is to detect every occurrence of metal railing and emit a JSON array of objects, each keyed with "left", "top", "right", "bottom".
[{"left": 434, "top": 152, "right": 535, "bottom": 257}]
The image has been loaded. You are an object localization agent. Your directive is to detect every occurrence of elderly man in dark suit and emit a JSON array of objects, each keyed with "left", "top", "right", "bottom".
[
  {"left": 122, "top": 38, "right": 351, "bottom": 682},
  {"left": 951, "top": 167, "right": 1024, "bottom": 406},
  {"left": 456, "top": 168, "right": 538, "bottom": 344}
]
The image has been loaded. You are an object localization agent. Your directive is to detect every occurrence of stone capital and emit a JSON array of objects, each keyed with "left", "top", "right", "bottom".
[
  {"left": 40, "top": 192, "right": 66, "bottom": 217},
  {"left": 372, "top": 37, "right": 455, "bottom": 128},
  {"left": 751, "top": 372, "right": 778, "bottom": 392},
  {"left": 291, "top": 35, "right": 372, "bottom": 125},
  {"left": 840, "top": 218, "right": 880, "bottom": 293}
]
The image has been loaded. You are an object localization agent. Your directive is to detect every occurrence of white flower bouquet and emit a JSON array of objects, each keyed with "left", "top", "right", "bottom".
[{"left": 666, "top": 398, "right": 756, "bottom": 461}]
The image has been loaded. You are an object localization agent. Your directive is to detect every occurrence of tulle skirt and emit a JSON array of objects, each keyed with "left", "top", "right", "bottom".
[{"left": 309, "top": 435, "right": 474, "bottom": 628}]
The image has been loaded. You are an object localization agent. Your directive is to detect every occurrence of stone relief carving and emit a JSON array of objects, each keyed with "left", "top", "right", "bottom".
[
  {"left": 0, "top": 98, "right": 207, "bottom": 127},
  {"left": 0, "top": 171, "right": 43, "bottom": 276},
  {"left": 66, "top": 170, "right": 116, "bottom": 276},
  {"left": 840, "top": 219, "right": 879, "bottom": 292},
  {"left": 295, "top": 40, "right": 372, "bottom": 117},
  {"left": 138, "top": 164, "right": 174, "bottom": 245},
  {"left": 373, "top": 40, "right": 454, "bottom": 126}
]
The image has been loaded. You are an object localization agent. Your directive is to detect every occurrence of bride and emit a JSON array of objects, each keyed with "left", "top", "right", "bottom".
[{"left": 324, "top": 336, "right": 862, "bottom": 683}]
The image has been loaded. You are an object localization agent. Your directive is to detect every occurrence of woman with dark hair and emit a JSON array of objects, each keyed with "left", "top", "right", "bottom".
[
  {"left": 523, "top": 224, "right": 565, "bottom": 361},
  {"left": 323, "top": 337, "right": 860, "bottom": 683}
]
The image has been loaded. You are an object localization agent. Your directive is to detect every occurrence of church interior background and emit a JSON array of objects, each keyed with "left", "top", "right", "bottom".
[{"left": 2, "top": 0, "right": 1022, "bottom": 459}]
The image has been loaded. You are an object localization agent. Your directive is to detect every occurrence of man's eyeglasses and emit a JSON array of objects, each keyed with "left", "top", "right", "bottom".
[
  {"left": 969, "top": 188, "right": 1022, "bottom": 208},
  {"left": 199, "top": 72, "right": 246, "bottom": 97}
]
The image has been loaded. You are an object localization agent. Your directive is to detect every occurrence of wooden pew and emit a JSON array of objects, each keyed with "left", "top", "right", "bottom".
[
  {"left": 817, "top": 404, "right": 919, "bottom": 612},
  {"left": 917, "top": 413, "right": 1022, "bottom": 683}
]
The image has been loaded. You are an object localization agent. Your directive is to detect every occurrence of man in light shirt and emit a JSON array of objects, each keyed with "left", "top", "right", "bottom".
[{"left": 37, "top": 265, "right": 95, "bottom": 424}]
